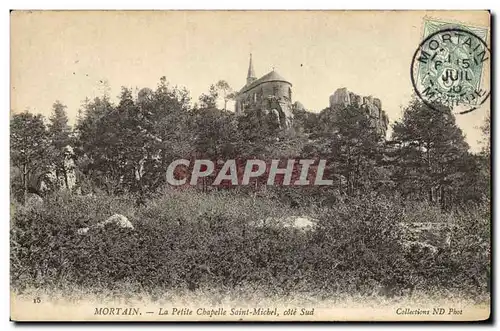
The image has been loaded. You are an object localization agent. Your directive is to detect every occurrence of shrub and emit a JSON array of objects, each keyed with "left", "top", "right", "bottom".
[{"left": 10, "top": 189, "right": 490, "bottom": 301}]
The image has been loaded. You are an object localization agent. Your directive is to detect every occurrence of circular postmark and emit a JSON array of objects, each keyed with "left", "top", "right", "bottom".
[{"left": 411, "top": 28, "right": 490, "bottom": 114}]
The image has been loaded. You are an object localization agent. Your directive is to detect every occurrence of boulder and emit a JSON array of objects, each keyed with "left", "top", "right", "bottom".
[
  {"left": 76, "top": 214, "right": 133, "bottom": 235},
  {"left": 402, "top": 240, "right": 438, "bottom": 254},
  {"left": 282, "top": 216, "right": 318, "bottom": 230},
  {"left": 252, "top": 215, "right": 318, "bottom": 232},
  {"left": 97, "top": 214, "right": 134, "bottom": 230},
  {"left": 270, "top": 108, "right": 280, "bottom": 119},
  {"left": 399, "top": 222, "right": 453, "bottom": 251},
  {"left": 77, "top": 227, "right": 89, "bottom": 235},
  {"left": 25, "top": 193, "right": 43, "bottom": 209}
]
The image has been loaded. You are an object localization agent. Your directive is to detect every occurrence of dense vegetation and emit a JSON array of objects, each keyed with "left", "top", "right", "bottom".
[{"left": 10, "top": 77, "right": 491, "bottom": 301}]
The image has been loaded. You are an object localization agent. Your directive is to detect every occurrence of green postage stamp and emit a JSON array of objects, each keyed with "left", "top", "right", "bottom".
[{"left": 411, "top": 18, "right": 490, "bottom": 114}]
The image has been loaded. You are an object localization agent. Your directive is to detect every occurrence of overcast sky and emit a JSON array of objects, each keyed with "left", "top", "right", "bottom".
[{"left": 11, "top": 10, "right": 490, "bottom": 151}]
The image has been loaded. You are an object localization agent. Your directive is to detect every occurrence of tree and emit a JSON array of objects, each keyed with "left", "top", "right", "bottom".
[
  {"left": 144, "top": 77, "right": 193, "bottom": 191},
  {"left": 192, "top": 108, "right": 238, "bottom": 159},
  {"left": 47, "top": 101, "right": 73, "bottom": 190},
  {"left": 450, "top": 152, "right": 490, "bottom": 205},
  {"left": 198, "top": 80, "right": 236, "bottom": 111},
  {"left": 306, "top": 105, "right": 387, "bottom": 196},
  {"left": 391, "top": 98, "right": 469, "bottom": 207},
  {"left": 74, "top": 95, "right": 119, "bottom": 193},
  {"left": 235, "top": 108, "right": 282, "bottom": 159},
  {"left": 215, "top": 80, "right": 234, "bottom": 111},
  {"left": 76, "top": 87, "right": 149, "bottom": 194},
  {"left": 467, "top": 113, "right": 492, "bottom": 204},
  {"left": 10, "top": 112, "right": 51, "bottom": 202},
  {"left": 479, "top": 114, "right": 491, "bottom": 155},
  {"left": 291, "top": 102, "right": 319, "bottom": 134},
  {"left": 74, "top": 77, "right": 194, "bottom": 195},
  {"left": 198, "top": 84, "right": 219, "bottom": 109}
]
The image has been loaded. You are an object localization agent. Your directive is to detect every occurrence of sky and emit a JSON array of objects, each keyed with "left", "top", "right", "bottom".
[{"left": 11, "top": 10, "right": 490, "bottom": 151}]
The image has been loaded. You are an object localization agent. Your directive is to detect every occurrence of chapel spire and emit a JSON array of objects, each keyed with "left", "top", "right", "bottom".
[{"left": 246, "top": 53, "right": 257, "bottom": 85}]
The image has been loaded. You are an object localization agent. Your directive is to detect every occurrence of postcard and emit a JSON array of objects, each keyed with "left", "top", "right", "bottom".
[{"left": 10, "top": 10, "right": 491, "bottom": 321}]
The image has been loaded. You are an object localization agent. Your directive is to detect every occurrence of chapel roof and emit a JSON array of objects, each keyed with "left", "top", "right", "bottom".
[{"left": 240, "top": 70, "right": 292, "bottom": 94}]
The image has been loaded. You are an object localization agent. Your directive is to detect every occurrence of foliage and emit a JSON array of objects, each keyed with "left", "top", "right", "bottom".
[
  {"left": 74, "top": 78, "right": 192, "bottom": 195},
  {"left": 9, "top": 78, "right": 491, "bottom": 301},
  {"left": 390, "top": 99, "right": 481, "bottom": 208},
  {"left": 47, "top": 101, "right": 73, "bottom": 190},
  {"left": 10, "top": 190, "right": 490, "bottom": 299},
  {"left": 10, "top": 112, "right": 52, "bottom": 201},
  {"left": 303, "top": 105, "right": 389, "bottom": 196}
]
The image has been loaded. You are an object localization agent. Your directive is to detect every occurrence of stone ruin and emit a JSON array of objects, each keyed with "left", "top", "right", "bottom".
[{"left": 329, "top": 88, "right": 389, "bottom": 137}]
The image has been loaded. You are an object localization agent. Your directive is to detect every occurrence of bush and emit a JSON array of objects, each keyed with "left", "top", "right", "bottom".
[{"left": 10, "top": 189, "right": 490, "bottom": 301}]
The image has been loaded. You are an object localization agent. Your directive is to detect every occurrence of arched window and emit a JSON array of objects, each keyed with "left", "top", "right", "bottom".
[
  {"left": 273, "top": 86, "right": 278, "bottom": 96},
  {"left": 288, "top": 87, "right": 292, "bottom": 101},
  {"left": 254, "top": 93, "right": 257, "bottom": 103}
]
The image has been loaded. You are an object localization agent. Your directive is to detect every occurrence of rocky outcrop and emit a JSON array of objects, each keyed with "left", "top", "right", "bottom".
[
  {"left": 329, "top": 87, "right": 351, "bottom": 108},
  {"left": 260, "top": 96, "right": 294, "bottom": 129},
  {"left": 277, "top": 100, "right": 294, "bottom": 128},
  {"left": 329, "top": 88, "right": 389, "bottom": 137}
]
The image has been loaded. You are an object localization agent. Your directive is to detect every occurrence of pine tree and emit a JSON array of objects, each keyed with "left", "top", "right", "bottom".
[
  {"left": 11, "top": 112, "right": 51, "bottom": 202},
  {"left": 391, "top": 98, "right": 469, "bottom": 207},
  {"left": 48, "top": 101, "right": 73, "bottom": 190},
  {"left": 303, "top": 105, "right": 386, "bottom": 196}
]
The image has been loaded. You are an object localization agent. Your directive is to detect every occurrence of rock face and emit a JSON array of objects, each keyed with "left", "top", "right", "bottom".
[
  {"left": 329, "top": 88, "right": 389, "bottom": 137},
  {"left": 329, "top": 87, "right": 351, "bottom": 108},
  {"left": 62, "top": 145, "right": 77, "bottom": 191}
]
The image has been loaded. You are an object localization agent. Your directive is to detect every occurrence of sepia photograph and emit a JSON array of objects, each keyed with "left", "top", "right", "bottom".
[{"left": 9, "top": 10, "right": 491, "bottom": 322}]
